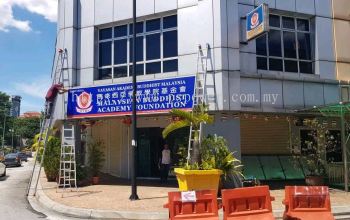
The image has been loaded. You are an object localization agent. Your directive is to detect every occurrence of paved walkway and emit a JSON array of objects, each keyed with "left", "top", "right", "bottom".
[{"left": 34, "top": 171, "right": 350, "bottom": 219}]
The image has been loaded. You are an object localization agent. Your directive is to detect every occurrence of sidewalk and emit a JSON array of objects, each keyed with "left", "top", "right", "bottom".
[{"left": 30, "top": 170, "right": 350, "bottom": 220}]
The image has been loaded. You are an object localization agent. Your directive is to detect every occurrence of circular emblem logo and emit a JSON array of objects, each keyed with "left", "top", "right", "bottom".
[
  {"left": 76, "top": 91, "right": 93, "bottom": 113},
  {"left": 250, "top": 12, "right": 259, "bottom": 28}
]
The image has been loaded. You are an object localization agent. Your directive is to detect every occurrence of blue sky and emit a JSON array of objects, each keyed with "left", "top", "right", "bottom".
[{"left": 0, "top": 1, "right": 57, "bottom": 114}]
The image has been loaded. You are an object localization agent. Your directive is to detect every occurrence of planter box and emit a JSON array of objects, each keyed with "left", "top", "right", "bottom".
[
  {"left": 305, "top": 176, "right": 324, "bottom": 186},
  {"left": 174, "top": 168, "right": 222, "bottom": 191}
]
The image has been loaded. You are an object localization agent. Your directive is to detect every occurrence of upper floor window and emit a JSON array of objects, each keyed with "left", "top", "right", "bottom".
[
  {"left": 256, "top": 15, "right": 313, "bottom": 74},
  {"left": 97, "top": 15, "right": 178, "bottom": 80}
]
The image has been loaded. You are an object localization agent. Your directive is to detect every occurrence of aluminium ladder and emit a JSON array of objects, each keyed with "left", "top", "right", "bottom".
[
  {"left": 57, "top": 123, "right": 77, "bottom": 193},
  {"left": 187, "top": 44, "right": 210, "bottom": 164},
  {"left": 27, "top": 48, "right": 76, "bottom": 196}
]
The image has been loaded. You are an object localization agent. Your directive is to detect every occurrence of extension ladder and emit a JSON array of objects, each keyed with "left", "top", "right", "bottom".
[
  {"left": 27, "top": 48, "right": 75, "bottom": 196},
  {"left": 187, "top": 44, "right": 210, "bottom": 164}
]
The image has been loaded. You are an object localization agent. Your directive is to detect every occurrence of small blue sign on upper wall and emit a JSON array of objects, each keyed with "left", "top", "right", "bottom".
[{"left": 246, "top": 4, "right": 269, "bottom": 41}]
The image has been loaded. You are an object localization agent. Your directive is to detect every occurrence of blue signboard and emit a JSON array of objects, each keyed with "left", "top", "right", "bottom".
[
  {"left": 246, "top": 4, "right": 269, "bottom": 41},
  {"left": 67, "top": 76, "right": 196, "bottom": 119}
]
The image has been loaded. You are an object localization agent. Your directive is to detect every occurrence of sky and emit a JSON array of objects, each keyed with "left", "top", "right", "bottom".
[{"left": 0, "top": 0, "right": 58, "bottom": 114}]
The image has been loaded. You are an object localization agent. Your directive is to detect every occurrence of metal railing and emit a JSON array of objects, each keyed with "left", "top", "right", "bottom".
[{"left": 327, "top": 162, "right": 350, "bottom": 185}]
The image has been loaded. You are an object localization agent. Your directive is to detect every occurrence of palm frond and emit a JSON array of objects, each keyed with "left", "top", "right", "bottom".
[
  {"left": 169, "top": 109, "right": 194, "bottom": 122},
  {"left": 162, "top": 120, "right": 191, "bottom": 138}
]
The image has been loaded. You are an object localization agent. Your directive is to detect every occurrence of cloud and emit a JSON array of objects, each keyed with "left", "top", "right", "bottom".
[
  {"left": 13, "top": 78, "right": 50, "bottom": 99},
  {"left": 0, "top": 0, "right": 57, "bottom": 32}
]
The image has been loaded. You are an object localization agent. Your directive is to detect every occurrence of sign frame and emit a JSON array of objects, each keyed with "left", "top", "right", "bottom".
[
  {"left": 246, "top": 3, "right": 269, "bottom": 41},
  {"left": 66, "top": 76, "right": 196, "bottom": 119}
]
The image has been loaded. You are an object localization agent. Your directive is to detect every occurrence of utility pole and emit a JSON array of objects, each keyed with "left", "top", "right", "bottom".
[{"left": 129, "top": 0, "right": 139, "bottom": 201}]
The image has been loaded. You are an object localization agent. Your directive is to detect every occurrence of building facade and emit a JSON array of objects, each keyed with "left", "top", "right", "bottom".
[
  {"left": 52, "top": 0, "right": 348, "bottom": 180},
  {"left": 10, "top": 95, "right": 21, "bottom": 118}
]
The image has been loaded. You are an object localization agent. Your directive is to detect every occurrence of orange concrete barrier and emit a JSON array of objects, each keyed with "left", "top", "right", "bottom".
[
  {"left": 221, "top": 186, "right": 275, "bottom": 220},
  {"left": 163, "top": 189, "right": 219, "bottom": 220},
  {"left": 283, "top": 186, "right": 335, "bottom": 220}
]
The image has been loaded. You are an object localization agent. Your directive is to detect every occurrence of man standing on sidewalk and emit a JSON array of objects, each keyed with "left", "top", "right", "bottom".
[{"left": 159, "top": 144, "right": 171, "bottom": 183}]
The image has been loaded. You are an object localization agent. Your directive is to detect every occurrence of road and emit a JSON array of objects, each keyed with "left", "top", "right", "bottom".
[{"left": 0, "top": 159, "right": 79, "bottom": 220}]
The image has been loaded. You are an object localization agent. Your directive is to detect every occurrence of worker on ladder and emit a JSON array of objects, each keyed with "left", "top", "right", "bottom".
[{"left": 44, "top": 83, "right": 67, "bottom": 118}]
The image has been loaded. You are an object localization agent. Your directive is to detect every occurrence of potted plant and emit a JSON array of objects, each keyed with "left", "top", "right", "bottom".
[
  {"left": 163, "top": 105, "right": 242, "bottom": 191},
  {"left": 289, "top": 119, "right": 334, "bottom": 186},
  {"left": 87, "top": 139, "right": 105, "bottom": 185}
]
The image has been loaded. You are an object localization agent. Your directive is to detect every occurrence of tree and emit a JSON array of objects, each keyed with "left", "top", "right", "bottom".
[
  {"left": 14, "top": 117, "right": 41, "bottom": 146},
  {"left": 0, "top": 92, "right": 11, "bottom": 148},
  {"left": 162, "top": 104, "right": 213, "bottom": 165}
]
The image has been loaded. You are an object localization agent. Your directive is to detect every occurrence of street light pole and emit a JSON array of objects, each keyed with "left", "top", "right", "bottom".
[
  {"left": 129, "top": 0, "right": 139, "bottom": 201},
  {"left": 1, "top": 107, "right": 7, "bottom": 150}
]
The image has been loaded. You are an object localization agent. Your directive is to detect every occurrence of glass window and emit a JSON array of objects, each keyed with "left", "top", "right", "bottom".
[
  {"left": 256, "top": 16, "right": 313, "bottom": 74},
  {"left": 163, "top": 15, "right": 177, "bottom": 29},
  {"left": 299, "top": 61, "right": 313, "bottom": 74},
  {"left": 163, "top": 30, "right": 178, "bottom": 58},
  {"left": 130, "top": 36, "right": 144, "bottom": 62},
  {"left": 269, "top": 15, "right": 280, "bottom": 28},
  {"left": 269, "top": 58, "right": 283, "bottom": 71},
  {"left": 146, "top": 62, "right": 161, "bottom": 74},
  {"left": 256, "top": 34, "right": 267, "bottom": 56},
  {"left": 268, "top": 30, "right": 282, "bottom": 57},
  {"left": 163, "top": 59, "right": 178, "bottom": 72},
  {"left": 257, "top": 57, "right": 267, "bottom": 70},
  {"left": 98, "top": 15, "right": 178, "bottom": 80},
  {"left": 115, "top": 25, "right": 128, "bottom": 38},
  {"left": 99, "top": 28, "right": 112, "bottom": 40},
  {"left": 146, "top": 18, "right": 160, "bottom": 32},
  {"left": 297, "top": 19, "right": 309, "bottom": 31},
  {"left": 283, "top": 31, "right": 297, "bottom": 58},
  {"left": 130, "top": 22, "right": 143, "bottom": 35},
  {"left": 298, "top": 33, "right": 311, "bottom": 60},
  {"left": 99, "top": 42, "right": 112, "bottom": 67},
  {"left": 129, "top": 64, "right": 144, "bottom": 76},
  {"left": 282, "top": 17, "right": 295, "bottom": 29},
  {"left": 284, "top": 60, "right": 298, "bottom": 73},
  {"left": 98, "top": 68, "right": 112, "bottom": 80},
  {"left": 114, "top": 66, "right": 128, "bottom": 78},
  {"left": 146, "top": 34, "right": 160, "bottom": 60},
  {"left": 114, "top": 39, "right": 127, "bottom": 64}
]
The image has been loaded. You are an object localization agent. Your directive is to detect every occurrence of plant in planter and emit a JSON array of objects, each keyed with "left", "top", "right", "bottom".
[
  {"left": 201, "top": 135, "right": 243, "bottom": 188},
  {"left": 289, "top": 119, "right": 337, "bottom": 186},
  {"left": 42, "top": 136, "right": 61, "bottom": 182},
  {"left": 87, "top": 139, "right": 105, "bottom": 185},
  {"left": 163, "top": 105, "right": 241, "bottom": 191}
]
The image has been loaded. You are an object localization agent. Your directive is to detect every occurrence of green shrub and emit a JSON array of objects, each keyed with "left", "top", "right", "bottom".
[
  {"left": 87, "top": 139, "right": 105, "bottom": 177},
  {"left": 43, "top": 137, "right": 61, "bottom": 181}
]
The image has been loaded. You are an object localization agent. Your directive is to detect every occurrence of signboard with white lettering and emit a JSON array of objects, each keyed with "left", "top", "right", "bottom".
[
  {"left": 246, "top": 4, "right": 269, "bottom": 41},
  {"left": 181, "top": 191, "right": 197, "bottom": 203},
  {"left": 67, "top": 76, "right": 195, "bottom": 119}
]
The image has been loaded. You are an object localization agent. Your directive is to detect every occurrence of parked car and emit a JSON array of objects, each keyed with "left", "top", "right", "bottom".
[
  {"left": 0, "top": 152, "right": 4, "bottom": 162},
  {"left": 17, "top": 152, "right": 28, "bottom": 162},
  {"left": 4, "top": 153, "right": 21, "bottom": 167},
  {"left": 0, "top": 162, "right": 6, "bottom": 177},
  {"left": 25, "top": 151, "right": 33, "bottom": 158}
]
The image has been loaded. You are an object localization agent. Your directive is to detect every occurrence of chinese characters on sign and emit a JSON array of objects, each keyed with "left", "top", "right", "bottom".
[
  {"left": 246, "top": 3, "right": 269, "bottom": 41},
  {"left": 67, "top": 76, "right": 196, "bottom": 118}
]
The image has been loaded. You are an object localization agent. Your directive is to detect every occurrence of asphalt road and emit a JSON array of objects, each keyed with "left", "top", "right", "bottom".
[{"left": 0, "top": 160, "right": 79, "bottom": 220}]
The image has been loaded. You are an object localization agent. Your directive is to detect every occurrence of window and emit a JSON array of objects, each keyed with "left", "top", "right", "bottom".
[
  {"left": 256, "top": 15, "right": 313, "bottom": 74},
  {"left": 97, "top": 15, "right": 178, "bottom": 80},
  {"left": 300, "top": 129, "right": 317, "bottom": 155},
  {"left": 326, "top": 130, "right": 342, "bottom": 163}
]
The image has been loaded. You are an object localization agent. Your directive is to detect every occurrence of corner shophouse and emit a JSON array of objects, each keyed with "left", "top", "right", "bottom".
[{"left": 52, "top": 0, "right": 349, "bottom": 182}]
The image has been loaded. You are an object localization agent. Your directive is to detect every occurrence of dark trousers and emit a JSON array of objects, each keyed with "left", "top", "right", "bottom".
[{"left": 160, "top": 164, "right": 171, "bottom": 182}]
